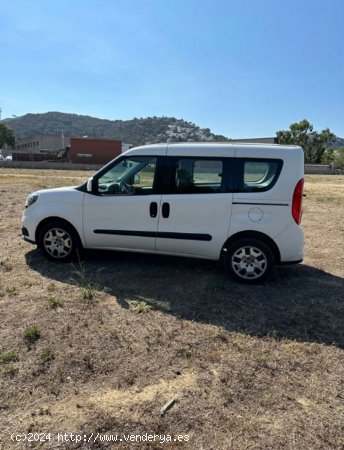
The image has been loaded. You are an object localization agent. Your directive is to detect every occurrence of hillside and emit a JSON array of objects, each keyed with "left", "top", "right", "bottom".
[
  {"left": 330, "top": 136, "right": 344, "bottom": 148},
  {"left": 2, "top": 112, "right": 229, "bottom": 147}
]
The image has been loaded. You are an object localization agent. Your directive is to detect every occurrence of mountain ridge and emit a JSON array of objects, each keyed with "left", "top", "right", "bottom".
[
  {"left": 2, "top": 112, "right": 229, "bottom": 147},
  {"left": 3, "top": 112, "right": 343, "bottom": 148}
]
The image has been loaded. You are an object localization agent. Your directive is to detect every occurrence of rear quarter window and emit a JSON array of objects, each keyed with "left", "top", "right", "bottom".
[{"left": 238, "top": 159, "right": 283, "bottom": 192}]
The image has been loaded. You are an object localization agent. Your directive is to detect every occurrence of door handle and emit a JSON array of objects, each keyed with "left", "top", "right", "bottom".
[
  {"left": 162, "top": 202, "right": 170, "bottom": 218},
  {"left": 150, "top": 202, "right": 158, "bottom": 218}
]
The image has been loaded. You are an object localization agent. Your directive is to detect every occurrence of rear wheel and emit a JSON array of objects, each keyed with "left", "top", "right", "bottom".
[
  {"left": 225, "top": 238, "right": 274, "bottom": 283},
  {"left": 38, "top": 221, "right": 82, "bottom": 262}
]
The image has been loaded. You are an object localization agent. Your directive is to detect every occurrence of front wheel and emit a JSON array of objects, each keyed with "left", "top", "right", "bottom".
[
  {"left": 38, "top": 221, "right": 82, "bottom": 262},
  {"left": 225, "top": 238, "right": 274, "bottom": 284}
]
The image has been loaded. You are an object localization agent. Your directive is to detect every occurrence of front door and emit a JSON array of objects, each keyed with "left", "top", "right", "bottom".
[{"left": 83, "top": 155, "right": 161, "bottom": 252}]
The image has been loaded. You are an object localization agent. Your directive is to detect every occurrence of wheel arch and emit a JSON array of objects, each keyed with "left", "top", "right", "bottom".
[
  {"left": 35, "top": 217, "right": 83, "bottom": 248},
  {"left": 221, "top": 230, "right": 281, "bottom": 264}
]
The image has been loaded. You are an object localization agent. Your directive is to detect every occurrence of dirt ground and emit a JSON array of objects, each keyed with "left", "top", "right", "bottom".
[{"left": 0, "top": 169, "right": 343, "bottom": 450}]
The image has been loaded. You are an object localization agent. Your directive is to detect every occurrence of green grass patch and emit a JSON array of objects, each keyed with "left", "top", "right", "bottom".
[
  {"left": 46, "top": 296, "right": 63, "bottom": 309},
  {"left": 0, "top": 349, "right": 19, "bottom": 364},
  {"left": 24, "top": 325, "right": 41, "bottom": 344}
]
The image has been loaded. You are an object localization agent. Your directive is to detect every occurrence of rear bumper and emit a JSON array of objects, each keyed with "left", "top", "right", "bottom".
[{"left": 274, "top": 222, "right": 304, "bottom": 263}]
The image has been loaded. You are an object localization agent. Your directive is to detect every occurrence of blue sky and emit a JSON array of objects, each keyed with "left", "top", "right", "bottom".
[{"left": 1, "top": 0, "right": 343, "bottom": 138}]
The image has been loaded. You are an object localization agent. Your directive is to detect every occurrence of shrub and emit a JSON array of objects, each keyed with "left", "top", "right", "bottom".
[
  {"left": 24, "top": 325, "right": 41, "bottom": 343},
  {"left": 72, "top": 262, "right": 103, "bottom": 304},
  {"left": 5, "top": 287, "right": 17, "bottom": 297},
  {"left": 46, "top": 296, "right": 63, "bottom": 309},
  {"left": 0, "top": 349, "right": 19, "bottom": 364},
  {"left": 39, "top": 348, "right": 54, "bottom": 364},
  {"left": 322, "top": 147, "right": 344, "bottom": 169},
  {"left": 131, "top": 300, "right": 152, "bottom": 313}
]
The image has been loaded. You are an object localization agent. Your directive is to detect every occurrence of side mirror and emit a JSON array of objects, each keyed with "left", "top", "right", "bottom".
[
  {"left": 86, "top": 177, "right": 93, "bottom": 192},
  {"left": 134, "top": 174, "right": 140, "bottom": 185},
  {"left": 86, "top": 177, "right": 98, "bottom": 193}
]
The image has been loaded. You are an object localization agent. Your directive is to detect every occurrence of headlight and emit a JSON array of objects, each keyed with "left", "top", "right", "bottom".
[{"left": 25, "top": 194, "right": 38, "bottom": 208}]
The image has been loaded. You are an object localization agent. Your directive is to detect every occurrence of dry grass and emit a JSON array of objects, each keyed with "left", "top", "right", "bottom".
[{"left": 0, "top": 169, "right": 343, "bottom": 450}]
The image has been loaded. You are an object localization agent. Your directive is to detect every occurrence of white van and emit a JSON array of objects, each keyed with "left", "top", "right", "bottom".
[{"left": 22, "top": 143, "right": 304, "bottom": 283}]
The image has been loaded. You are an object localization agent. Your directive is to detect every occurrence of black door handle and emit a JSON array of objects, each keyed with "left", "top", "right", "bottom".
[
  {"left": 162, "top": 202, "right": 170, "bottom": 218},
  {"left": 150, "top": 202, "right": 158, "bottom": 218}
]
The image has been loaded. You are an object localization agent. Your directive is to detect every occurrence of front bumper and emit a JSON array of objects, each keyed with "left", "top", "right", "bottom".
[
  {"left": 22, "top": 227, "right": 35, "bottom": 244},
  {"left": 21, "top": 208, "right": 38, "bottom": 244}
]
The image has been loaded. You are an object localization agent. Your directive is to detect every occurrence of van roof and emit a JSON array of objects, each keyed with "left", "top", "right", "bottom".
[
  {"left": 170, "top": 142, "right": 301, "bottom": 148},
  {"left": 131, "top": 142, "right": 303, "bottom": 151}
]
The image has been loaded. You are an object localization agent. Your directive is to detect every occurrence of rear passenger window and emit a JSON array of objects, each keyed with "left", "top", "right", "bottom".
[
  {"left": 194, "top": 160, "right": 223, "bottom": 186},
  {"left": 241, "top": 159, "right": 282, "bottom": 192},
  {"left": 172, "top": 158, "right": 224, "bottom": 193}
]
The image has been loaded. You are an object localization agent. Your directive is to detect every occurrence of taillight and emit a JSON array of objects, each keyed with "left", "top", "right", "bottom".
[{"left": 292, "top": 178, "right": 304, "bottom": 225}]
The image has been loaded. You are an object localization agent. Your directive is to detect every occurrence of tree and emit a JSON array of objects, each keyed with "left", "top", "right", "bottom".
[
  {"left": 0, "top": 123, "right": 15, "bottom": 149},
  {"left": 322, "top": 147, "right": 344, "bottom": 169},
  {"left": 276, "top": 119, "right": 335, "bottom": 163}
]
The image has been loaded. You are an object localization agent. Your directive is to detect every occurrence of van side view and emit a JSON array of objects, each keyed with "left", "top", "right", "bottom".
[{"left": 22, "top": 143, "right": 304, "bottom": 283}]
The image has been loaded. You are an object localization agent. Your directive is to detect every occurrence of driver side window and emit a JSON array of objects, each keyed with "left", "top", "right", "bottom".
[{"left": 97, "top": 156, "right": 157, "bottom": 195}]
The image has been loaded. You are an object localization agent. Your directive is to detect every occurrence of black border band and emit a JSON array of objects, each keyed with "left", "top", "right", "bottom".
[
  {"left": 232, "top": 202, "right": 289, "bottom": 206},
  {"left": 94, "top": 230, "right": 212, "bottom": 241}
]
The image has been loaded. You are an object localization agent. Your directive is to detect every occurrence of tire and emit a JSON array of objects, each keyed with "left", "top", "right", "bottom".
[
  {"left": 38, "top": 220, "right": 82, "bottom": 262},
  {"left": 225, "top": 238, "right": 274, "bottom": 284}
]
